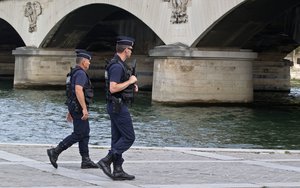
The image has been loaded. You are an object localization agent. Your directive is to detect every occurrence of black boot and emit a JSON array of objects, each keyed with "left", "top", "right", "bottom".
[
  {"left": 97, "top": 154, "right": 113, "bottom": 178},
  {"left": 81, "top": 156, "right": 99, "bottom": 169},
  {"left": 47, "top": 145, "right": 63, "bottom": 169},
  {"left": 112, "top": 164, "right": 135, "bottom": 181}
]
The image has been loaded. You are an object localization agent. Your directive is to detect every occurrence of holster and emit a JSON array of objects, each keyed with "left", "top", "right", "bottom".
[
  {"left": 68, "top": 100, "right": 82, "bottom": 113},
  {"left": 111, "top": 96, "right": 122, "bottom": 113}
]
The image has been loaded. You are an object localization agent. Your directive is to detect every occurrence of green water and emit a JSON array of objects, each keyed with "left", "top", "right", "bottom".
[{"left": 1, "top": 80, "right": 300, "bottom": 149}]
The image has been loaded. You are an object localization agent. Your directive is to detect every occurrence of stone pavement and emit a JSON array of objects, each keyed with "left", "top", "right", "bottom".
[{"left": 0, "top": 143, "right": 300, "bottom": 188}]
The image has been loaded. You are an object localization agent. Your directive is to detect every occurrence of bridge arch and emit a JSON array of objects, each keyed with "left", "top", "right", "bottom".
[
  {"left": 0, "top": 0, "right": 167, "bottom": 48},
  {"left": 0, "top": 18, "right": 24, "bottom": 79},
  {"left": 0, "top": 0, "right": 251, "bottom": 48},
  {"left": 24, "top": 1, "right": 168, "bottom": 48},
  {"left": 193, "top": 0, "right": 300, "bottom": 59},
  {"left": 40, "top": 3, "right": 164, "bottom": 55}
]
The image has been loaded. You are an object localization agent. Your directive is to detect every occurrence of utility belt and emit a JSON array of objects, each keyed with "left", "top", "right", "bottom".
[{"left": 66, "top": 98, "right": 89, "bottom": 113}]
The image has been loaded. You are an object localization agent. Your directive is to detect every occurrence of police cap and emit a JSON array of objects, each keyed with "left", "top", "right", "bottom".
[
  {"left": 116, "top": 36, "right": 135, "bottom": 47},
  {"left": 75, "top": 49, "right": 92, "bottom": 60}
]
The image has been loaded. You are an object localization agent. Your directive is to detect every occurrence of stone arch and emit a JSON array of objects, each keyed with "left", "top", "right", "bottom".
[
  {"left": 40, "top": 3, "right": 165, "bottom": 55},
  {"left": 0, "top": 1, "right": 167, "bottom": 47},
  {"left": 37, "top": 2, "right": 165, "bottom": 90},
  {"left": 192, "top": 0, "right": 300, "bottom": 59},
  {"left": 0, "top": 18, "right": 25, "bottom": 79},
  {"left": 26, "top": 1, "right": 166, "bottom": 49}
]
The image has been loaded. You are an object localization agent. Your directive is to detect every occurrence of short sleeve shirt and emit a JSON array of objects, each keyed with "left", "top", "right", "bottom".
[
  {"left": 74, "top": 70, "right": 87, "bottom": 86},
  {"left": 71, "top": 67, "right": 88, "bottom": 95},
  {"left": 109, "top": 63, "right": 124, "bottom": 83},
  {"left": 109, "top": 55, "right": 124, "bottom": 83}
]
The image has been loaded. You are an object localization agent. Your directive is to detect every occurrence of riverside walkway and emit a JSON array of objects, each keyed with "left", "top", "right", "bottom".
[{"left": 0, "top": 143, "right": 300, "bottom": 188}]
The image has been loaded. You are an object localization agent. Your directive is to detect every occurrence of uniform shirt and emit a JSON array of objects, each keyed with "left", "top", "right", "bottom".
[
  {"left": 109, "top": 55, "right": 125, "bottom": 84},
  {"left": 71, "top": 67, "right": 88, "bottom": 97}
]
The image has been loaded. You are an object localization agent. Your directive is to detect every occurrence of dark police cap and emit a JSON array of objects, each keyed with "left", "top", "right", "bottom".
[
  {"left": 116, "top": 36, "right": 135, "bottom": 47},
  {"left": 75, "top": 49, "right": 92, "bottom": 60}
]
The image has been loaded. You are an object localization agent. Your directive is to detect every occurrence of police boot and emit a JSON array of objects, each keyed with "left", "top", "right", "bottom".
[
  {"left": 97, "top": 154, "right": 113, "bottom": 178},
  {"left": 47, "top": 145, "right": 63, "bottom": 169},
  {"left": 81, "top": 156, "right": 99, "bottom": 169},
  {"left": 112, "top": 164, "right": 135, "bottom": 181}
]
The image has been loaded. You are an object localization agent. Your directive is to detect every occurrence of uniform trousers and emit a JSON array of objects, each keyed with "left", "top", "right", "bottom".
[
  {"left": 107, "top": 102, "right": 135, "bottom": 165},
  {"left": 59, "top": 110, "right": 90, "bottom": 157}
]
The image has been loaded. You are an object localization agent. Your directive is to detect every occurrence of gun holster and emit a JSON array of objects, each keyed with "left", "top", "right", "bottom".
[
  {"left": 68, "top": 100, "right": 82, "bottom": 113},
  {"left": 111, "top": 96, "right": 122, "bottom": 113}
]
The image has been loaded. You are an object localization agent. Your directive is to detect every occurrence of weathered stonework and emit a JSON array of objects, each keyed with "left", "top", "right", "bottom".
[
  {"left": 253, "top": 60, "right": 291, "bottom": 91},
  {"left": 13, "top": 47, "right": 75, "bottom": 88},
  {"left": 150, "top": 45, "right": 257, "bottom": 104}
]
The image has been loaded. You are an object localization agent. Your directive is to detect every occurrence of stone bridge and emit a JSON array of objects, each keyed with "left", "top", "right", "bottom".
[{"left": 1, "top": 0, "right": 300, "bottom": 104}]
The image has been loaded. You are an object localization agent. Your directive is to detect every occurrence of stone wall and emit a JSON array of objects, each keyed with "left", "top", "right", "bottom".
[
  {"left": 13, "top": 47, "right": 75, "bottom": 88},
  {"left": 12, "top": 48, "right": 154, "bottom": 89},
  {"left": 150, "top": 46, "right": 257, "bottom": 104},
  {"left": 253, "top": 60, "right": 291, "bottom": 91},
  {"left": 152, "top": 58, "right": 253, "bottom": 103}
]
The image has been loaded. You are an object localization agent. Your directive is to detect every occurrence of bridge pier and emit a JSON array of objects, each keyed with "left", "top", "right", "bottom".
[
  {"left": 149, "top": 45, "right": 257, "bottom": 104},
  {"left": 12, "top": 47, "right": 75, "bottom": 89},
  {"left": 253, "top": 53, "right": 292, "bottom": 92}
]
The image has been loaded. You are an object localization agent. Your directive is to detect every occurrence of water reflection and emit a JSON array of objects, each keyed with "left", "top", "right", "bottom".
[{"left": 1, "top": 80, "right": 300, "bottom": 149}]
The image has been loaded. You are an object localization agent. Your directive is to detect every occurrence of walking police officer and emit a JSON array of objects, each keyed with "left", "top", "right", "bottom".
[
  {"left": 47, "top": 49, "right": 98, "bottom": 169},
  {"left": 98, "top": 36, "right": 138, "bottom": 180}
]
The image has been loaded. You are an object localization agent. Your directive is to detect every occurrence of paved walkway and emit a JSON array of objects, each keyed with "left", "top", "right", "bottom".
[{"left": 0, "top": 143, "right": 300, "bottom": 188}]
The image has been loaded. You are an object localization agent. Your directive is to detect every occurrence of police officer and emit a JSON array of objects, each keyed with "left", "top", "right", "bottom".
[
  {"left": 98, "top": 37, "right": 138, "bottom": 180},
  {"left": 47, "top": 49, "right": 98, "bottom": 169}
]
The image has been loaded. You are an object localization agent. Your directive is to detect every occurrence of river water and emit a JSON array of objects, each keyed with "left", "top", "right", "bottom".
[{"left": 1, "top": 80, "right": 300, "bottom": 150}]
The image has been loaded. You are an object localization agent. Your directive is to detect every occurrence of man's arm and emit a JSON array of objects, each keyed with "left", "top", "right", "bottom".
[
  {"left": 110, "top": 75, "right": 137, "bottom": 93},
  {"left": 75, "top": 85, "right": 88, "bottom": 120}
]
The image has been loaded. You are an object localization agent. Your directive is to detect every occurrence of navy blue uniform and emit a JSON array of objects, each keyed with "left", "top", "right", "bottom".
[
  {"left": 59, "top": 67, "right": 91, "bottom": 157},
  {"left": 107, "top": 55, "right": 135, "bottom": 165},
  {"left": 97, "top": 37, "right": 136, "bottom": 180},
  {"left": 47, "top": 49, "right": 98, "bottom": 169}
]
